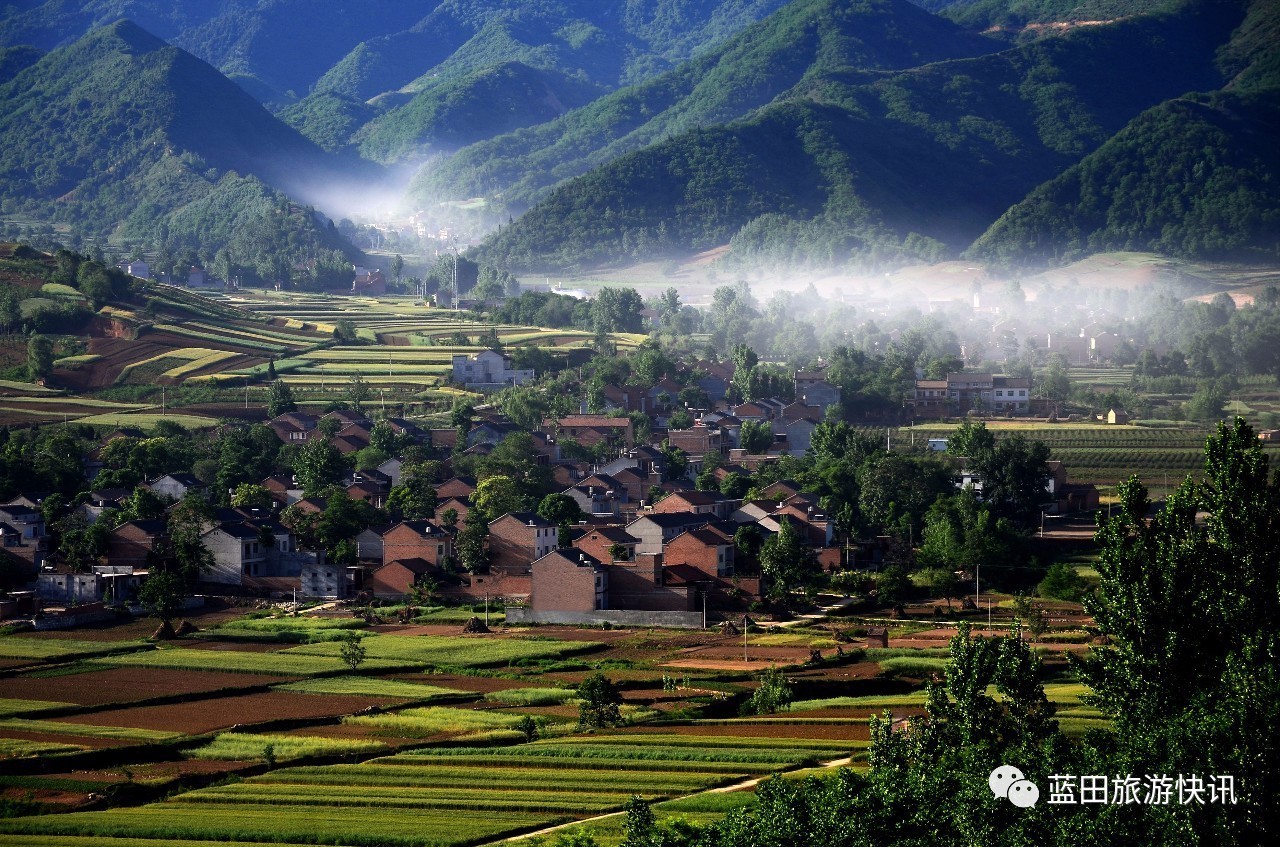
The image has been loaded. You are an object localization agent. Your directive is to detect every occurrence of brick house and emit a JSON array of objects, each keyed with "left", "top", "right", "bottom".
[
  {"left": 529, "top": 550, "right": 607, "bottom": 613},
  {"left": 651, "top": 490, "right": 736, "bottom": 520},
  {"left": 663, "top": 526, "right": 735, "bottom": 578},
  {"left": 435, "top": 477, "right": 476, "bottom": 501},
  {"left": 487, "top": 513, "right": 558, "bottom": 573},
  {"left": 381, "top": 521, "right": 456, "bottom": 568},
  {"left": 573, "top": 527, "right": 639, "bottom": 564},
  {"left": 368, "top": 557, "right": 451, "bottom": 600},
  {"left": 542, "top": 415, "right": 635, "bottom": 447},
  {"left": 107, "top": 520, "right": 169, "bottom": 570},
  {"left": 625, "top": 512, "right": 712, "bottom": 555}
]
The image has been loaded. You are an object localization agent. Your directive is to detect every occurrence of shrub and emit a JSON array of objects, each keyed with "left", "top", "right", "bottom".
[{"left": 740, "top": 666, "right": 793, "bottom": 715}]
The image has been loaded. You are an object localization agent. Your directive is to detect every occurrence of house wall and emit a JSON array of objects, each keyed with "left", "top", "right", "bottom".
[
  {"left": 664, "top": 534, "right": 733, "bottom": 578},
  {"left": 382, "top": 524, "right": 452, "bottom": 567},
  {"left": 107, "top": 527, "right": 160, "bottom": 570},
  {"left": 530, "top": 556, "right": 604, "bottom": 613},
  {"left": 506, "top": 607, "right": 704, "bottom": 628},
  {"left": 488, "top": 518, "right": 555, "bottom": 572},
  {"left": 204, "top": 530, "right": 265, "bottom": 585}
]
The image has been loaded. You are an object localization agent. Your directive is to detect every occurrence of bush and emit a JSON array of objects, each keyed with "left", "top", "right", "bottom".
[
  {"left": 740, "top": 666, "right": 793, "bottom": 715},
  {"left": 1039, "top": 561, "right": 1088, "bottom": 602},
  {"left": 878, "top": 657, "right": 950, "bottom": 678}
]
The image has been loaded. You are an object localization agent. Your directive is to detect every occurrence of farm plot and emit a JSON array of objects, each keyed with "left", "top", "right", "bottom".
[
  {"left": 0, "top": 637, "right": 149, "bottom": 663},
  {"left": 0, "top": 698, "right": 76, "bottom": 717},
  {"left": 91, "top": 645, "right": 419, "bottom": 676},
  {"left": 282, "top": 633, "right": 603, "bottom": 668},
  {"left": 0, "top": 666, "right": 287, "bottom": 707},
  {"left": 0, "top": 732, "right": 844, "bottom": 846},
  {"left": 33, "top": 690, "right": 410, "bottom": 736},
  {"left": 186, "top": 732, "right": 387, "bottom": 762},
  {"left": 274, "top": 677, "right": 464, "bottom": 699}
]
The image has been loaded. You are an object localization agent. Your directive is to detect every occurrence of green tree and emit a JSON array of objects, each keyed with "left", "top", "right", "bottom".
[
  {"left": 1037, "top": 561, "right": 1086, "bottom": 601},
  {"left": 293, "top": 438, "right": 348, "bottom": 496},
  {"left": 137, "top": 570, "right": 186, "bottom": 625},
  {"left": 26, "top": 333, "right": 53, "bottom": 382},
  {"left": 1074, "top": 418, "right": 1280, "bottom": 843},
  {"left": 338, "top": 631, "right": 367, "bottom": 672},
  {"left": 473, "top": 475, "right": 526, "bottom": 523},
  {"left": 876, "top": 564, "right": 913, "bottom": 616},
  {"left": 758, "top": 516, "right": 821, "bottom": 600},
  {"left": 267, "top": 380, "right": 297, "bottom": 418},
  {"left": 738, "top": 420, "right": 773, "bottom": 454},
  {"left": 230, "top": 483, "right": 274, "bottom": 509},
  {"left": 577, "top": 672, "right": 624, "bottom": 729},
  {"left": 167, "top": 497, "right": 215, "bottom": 584},
  {"left": 347, "top": 374, "right": 371, "bottom": 416},
  {"left": 333, "top": 319, "right": 358, "bottom": 343},
  {"left": 537, "top": 493, "right": 585, "bottom": 527}
]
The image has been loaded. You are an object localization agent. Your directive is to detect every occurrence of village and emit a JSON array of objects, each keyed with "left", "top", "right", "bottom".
[{"left": 0, "top": 340, "right": 1118, "bottom": 634}]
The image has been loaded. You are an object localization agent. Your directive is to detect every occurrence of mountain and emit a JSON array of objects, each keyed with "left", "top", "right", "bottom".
[
  {"left": 0, "top": 1, "right": 235, "bottom": 51},
  {"left": 970, "top": 88, "right": 1280, "bottom": 264},
  {"left": 281, "top": 0, "right": 795, "bottom": 156},
  {"left": 350, "top": 62, "right": 605, "bottom": 164},
  {"left": 0, "top": 19, "right": 365, "bottom": 267},
  {"left": 471, "top": 0, "right": 1257, "bottom": 270},
  {"left": 931, "top": 0, "right": 1173, "bottom": 33},
  {"left": 415, "top": 0, "right": 1004, "bottom": 211}
]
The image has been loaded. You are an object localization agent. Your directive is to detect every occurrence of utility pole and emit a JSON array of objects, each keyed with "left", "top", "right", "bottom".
[{"left": 161, "top": 385, "right": 165, "bottom": 415}]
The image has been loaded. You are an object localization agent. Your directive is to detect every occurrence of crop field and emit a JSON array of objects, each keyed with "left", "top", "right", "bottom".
[
  {"left": 186, "top": 732, "right": 388, "bottom": 762},
  {"left": 0, "top": 637, "right": 149, "bottom": 662},
  {"left": 274, "top": 677, "right": 464, "bottom": 699},
  {"left": 90, "top": 646, "right": 417, "bottom": 676},
  {"left": 282, "top": 633, "right": 602, "bottom": 667},
  {"left": 902, "top": 423, "right": 1280, "bottom": 485},
  {"left": 0, "top": 599, "right": 1116, "bottom": 847},
  {"left": 0, "top": 698, "right": 76, "bottom": 717},
  {"left": 0, "top": 667, "right": 289, "bottom": 707}
]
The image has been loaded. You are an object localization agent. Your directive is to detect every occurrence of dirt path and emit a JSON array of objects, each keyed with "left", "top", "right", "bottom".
[{"left": 491, "top": 755, "right": 856, "bottom": 845}]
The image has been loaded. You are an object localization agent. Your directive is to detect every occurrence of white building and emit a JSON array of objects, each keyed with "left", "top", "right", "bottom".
[{"left": 451, "top": 349, "right": 534, "bottom": 389}]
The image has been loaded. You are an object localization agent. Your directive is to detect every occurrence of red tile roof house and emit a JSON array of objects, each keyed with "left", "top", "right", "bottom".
[
  {"left": 268, "top": 412, "right": 320, "bottom": 444},
  {"left": 542, "top": 415, "right": 635, "bottom": 447},
  {"left": 435, "top": 477, "right": 477, "bottom": 501},
  {"left": 573, "top": 527, "right": 639, "bottom": 565},
  {"left": 651, "top": 489, "right": 737, "bottom": 520},
  {"left": 487, "top": 513, "right": 558, "bottom": 574}
]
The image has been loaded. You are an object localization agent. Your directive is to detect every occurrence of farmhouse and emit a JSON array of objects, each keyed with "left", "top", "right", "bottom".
[
  {"left": 451, "top": 350, "right": 534, "bottom": 389},
  {"left": 909, "top": 373, "right": 1032, "bottom": 416}
]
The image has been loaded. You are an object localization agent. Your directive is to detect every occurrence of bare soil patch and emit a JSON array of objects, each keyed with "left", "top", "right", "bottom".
[
  {"left": 51, "top": 691, "right": 402, "bottom": 735},
  {"left": 0, "top": 667, "right": 285, "bottom": 706}
]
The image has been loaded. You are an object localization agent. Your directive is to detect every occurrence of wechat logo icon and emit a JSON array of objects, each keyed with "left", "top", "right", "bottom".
[{"left": 990, "top": 765, "right": 1040, "bottom": 808}]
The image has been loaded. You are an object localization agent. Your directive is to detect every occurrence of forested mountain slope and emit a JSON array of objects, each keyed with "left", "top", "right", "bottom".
[
  {"left": 415, "top": 0, "right": 1003, "bottom": 211},
  {"left": 0, "top": 20, "right": 363, "bottom": 270},
  {"left": 471, "top": 0, "right": 1258, "bottom": 270}
]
